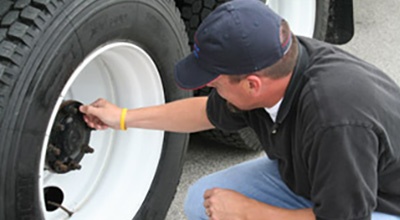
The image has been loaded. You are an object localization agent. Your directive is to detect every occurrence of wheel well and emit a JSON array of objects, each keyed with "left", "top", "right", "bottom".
[{"left": 325, "top": 0, "right": 354, "bottom": 44}]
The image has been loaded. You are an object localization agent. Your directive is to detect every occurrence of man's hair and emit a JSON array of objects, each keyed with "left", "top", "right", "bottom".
[{"left": 229, "top": 20, "right": 299, "bottom": 83}]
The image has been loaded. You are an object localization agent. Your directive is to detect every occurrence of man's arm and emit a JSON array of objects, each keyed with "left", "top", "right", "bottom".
[{"left": 79, "top": 97, "right": 214, "bottom": 132}]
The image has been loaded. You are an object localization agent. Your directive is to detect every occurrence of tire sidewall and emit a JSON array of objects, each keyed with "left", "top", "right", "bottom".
[{"left": 2, "top": 1, "right": 190, "bottom": 219}]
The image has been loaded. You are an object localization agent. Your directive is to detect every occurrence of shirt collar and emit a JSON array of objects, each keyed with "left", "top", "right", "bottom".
[
  {"left": 265, "top": 98, "right": 283, "bottom": 122},
  {"left": 275, "top": 40, "right": 310, "bottom": 124}
]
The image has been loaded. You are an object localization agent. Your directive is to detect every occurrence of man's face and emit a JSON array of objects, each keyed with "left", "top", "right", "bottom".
[
  {"left": 206, "top": 75, "right": 254, "bottom": 111},
  {"left": 206, "top": 73, "right": 292, "bottom": 110}
]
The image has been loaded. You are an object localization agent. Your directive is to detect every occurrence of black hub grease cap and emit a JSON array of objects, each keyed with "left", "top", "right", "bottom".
[{"left": 46, "top": 100, "right": 94, "bottom": 174}]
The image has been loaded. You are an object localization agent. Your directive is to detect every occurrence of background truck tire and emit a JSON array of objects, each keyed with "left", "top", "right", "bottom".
[
  {"left": 0, "top": 0, "right": 190, "bottom": 220},
  {"left": 176, "top": 0, "right": 331, "bottom": 150}
]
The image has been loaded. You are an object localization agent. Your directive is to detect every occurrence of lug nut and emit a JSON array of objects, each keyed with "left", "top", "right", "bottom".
[
  {"left": 65, "top": 116, "right": 73, "bottom": 124},
  {"left": 56, "top": 123, "right": 65, "bottom": 132},
  {"left": 69, "top": 161, "right": 81, "bottom": 170},
  {"left": 68, "top": 106, "right": 78, "bottom": 114},
  {"left": 54, "top": 160, "right": 69, "bottom": 172},
  {"left": 83, "top": 145, "right": 94, "bottom": 154},
  {"left": 48, "top": 144, "right": 61, "bottom": 156}
]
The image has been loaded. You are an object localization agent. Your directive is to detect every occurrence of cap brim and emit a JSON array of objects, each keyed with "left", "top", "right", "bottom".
[{"left": 174, "top": 53, "right": 220, "bottom": 90}]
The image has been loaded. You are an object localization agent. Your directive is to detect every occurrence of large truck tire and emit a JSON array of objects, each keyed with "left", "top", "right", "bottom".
[
  {"left": 0, "top": 0, "right": 190, "bottom": 220},
  {"left": 177, "top": 0, "right": 330, "bottom": 151}
]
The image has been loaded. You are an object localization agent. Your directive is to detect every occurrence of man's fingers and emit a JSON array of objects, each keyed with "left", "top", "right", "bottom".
[
  {"left": 203, "top": 198, "right": 211, "bottom": 208},
  {"left": 79, "top": 105, "right": 96, "bottom": 114},
  {"left": 204, "top": 187, "right": 219, "bottom": 199},
  {"left": 94, "top": 118, "right": 108, "bottom": 129},
  {"left": 80, "top": 105, "right": 100, "bottom": 116},
  {"left": 205, "top": 208, "right": 212, "bottom": 219},
  {"left": 204, "top": 190, "right": 211, "bottom": 200},
  {"left": 80, "top": 97, "right": 109, "bottom": 114},
  {"left": 79, "top": 105, "right": 90, "bottom": 114},
  {"left": 80, "top": 106, "right": 106, "bottom": 129},
  {"left": 79, "top": 99, "right": 118, "bottom": 130},
  {"left": 91, "top": 98, "right": 106, "bottom": 107}
]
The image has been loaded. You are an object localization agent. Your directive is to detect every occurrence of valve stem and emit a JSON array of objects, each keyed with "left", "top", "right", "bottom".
[{"left": 47, "top": 201, "right": 74, "bottom": 217}]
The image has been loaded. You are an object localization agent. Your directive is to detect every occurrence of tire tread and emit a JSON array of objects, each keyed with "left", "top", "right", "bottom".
[
  {"left": 1, "top": 11, "right": 21, "bottom": 26},
  {"left": 177, "top": 0, "right": 225, "bottom": 46},
  {"left": 0, "top": 0, "right": 60, "bottom": 121},
  {"left": 0, "top": 1, "right": 14, "bottom": 18},
  {"left": 14, "top": 0, "right": 32, "bottom": 10}
]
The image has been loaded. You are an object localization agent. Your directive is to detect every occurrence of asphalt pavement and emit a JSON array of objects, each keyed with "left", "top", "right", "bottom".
[{"left": 166, "top": 0, "right": 400, "bottom": 219}]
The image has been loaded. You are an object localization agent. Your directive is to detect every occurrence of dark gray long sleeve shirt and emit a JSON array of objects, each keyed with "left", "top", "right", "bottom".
[{"left": 206, "top": 37, "right": 400, "bottom": 219}]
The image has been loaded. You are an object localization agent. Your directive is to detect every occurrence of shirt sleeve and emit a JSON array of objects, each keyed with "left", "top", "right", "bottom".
[
  {"left": 308, "top": 125, "right": 379, "bottom": 220},
  {"left": 206, "top": 89, "right": 248, "bottom": 132}
]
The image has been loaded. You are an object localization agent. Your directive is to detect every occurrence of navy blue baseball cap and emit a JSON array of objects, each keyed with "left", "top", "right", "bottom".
[{"left": 174, "top": 0, "right": 292, "bottom": 90}]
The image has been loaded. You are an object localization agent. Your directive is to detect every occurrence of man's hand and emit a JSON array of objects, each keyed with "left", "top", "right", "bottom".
[
  {"left": 79, "top": 98, "right": 122, "bottom": 130},
  {"left": 203, "top": 188, "right": 256, "bottom": 220},
  {"left": 203, "top": 188, "right": 315, "bottom": 220}
]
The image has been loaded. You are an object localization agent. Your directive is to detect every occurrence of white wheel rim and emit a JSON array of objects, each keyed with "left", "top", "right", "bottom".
[
  {"left": 38, "top": 42, "right": 165, "bottom": 220},
  {"left": 267, "top": 0, "right": 316, "bottom": 37}
]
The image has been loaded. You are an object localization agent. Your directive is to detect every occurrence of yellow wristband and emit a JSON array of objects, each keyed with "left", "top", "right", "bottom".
[{"left": 120, "top": 108, "right": 128, "bottom": 131}]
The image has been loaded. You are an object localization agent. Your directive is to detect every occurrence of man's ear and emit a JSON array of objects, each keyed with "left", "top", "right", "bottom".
[{"left": 244, "top": 75, "right": 262, "bottom": 95}]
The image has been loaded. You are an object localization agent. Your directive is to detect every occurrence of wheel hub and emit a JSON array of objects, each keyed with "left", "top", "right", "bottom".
[{"left": 46, "top": 100, "right": 94, "bottom": 174}]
